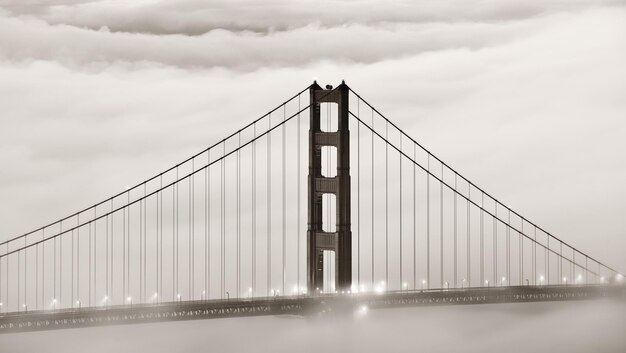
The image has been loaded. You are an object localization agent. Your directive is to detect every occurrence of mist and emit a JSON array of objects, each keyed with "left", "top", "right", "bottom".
[
  {"left": 0, "top": 299, "right": 624, "bottom": 352},
  {"left": 0, "top": 0, "right": 625, "bottom": 350}
]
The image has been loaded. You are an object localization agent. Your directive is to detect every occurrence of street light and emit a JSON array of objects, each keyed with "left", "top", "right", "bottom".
[
  {"left": 76, "top": 300, "right": 81, "bottom": 309},
  {"left": 462, "top": 279, "right": 466, "bottom": 288},
  {"left": 562, "top": 277, "right": 567, "bottom": 285},
  {"left": 356, "top": 305, "right": 368, "bottom": 317},
  {"left": 501, "top": 276, "right": 506, "bottom": 287},
  {"left": 485, "top": 280, "right": 489, "bottom": 288},
  {"left": 421, "top": 280, "right": 426, "bottom": 291},
  {"left": 539, "top": 275, "right": 545, "bottom": 285}
]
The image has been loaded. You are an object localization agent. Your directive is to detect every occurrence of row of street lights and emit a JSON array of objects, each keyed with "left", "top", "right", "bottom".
[{"left": 3, "top": 274, "right": 622, "bottom": 313}]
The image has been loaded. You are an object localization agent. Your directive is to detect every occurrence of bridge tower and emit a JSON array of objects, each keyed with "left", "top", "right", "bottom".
[{"left": 307, "top": 81, "right": 352, "bottom": 293}]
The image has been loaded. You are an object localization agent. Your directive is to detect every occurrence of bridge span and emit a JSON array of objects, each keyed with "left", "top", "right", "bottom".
[
  {"left": 0, "top": 82, "right": 623, "bottom": 333},
  {"left": 1, "top": 284, "right": 623, "bottom": 333}
]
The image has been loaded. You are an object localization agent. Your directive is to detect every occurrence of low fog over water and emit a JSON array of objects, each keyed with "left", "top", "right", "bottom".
[{"left": 1, "top": 299, "right": 624, "bottom": 352}]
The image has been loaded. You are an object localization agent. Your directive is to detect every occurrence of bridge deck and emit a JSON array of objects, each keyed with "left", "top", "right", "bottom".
[{"left": 1, "top": 284, "right": 623, "bottom": 333}]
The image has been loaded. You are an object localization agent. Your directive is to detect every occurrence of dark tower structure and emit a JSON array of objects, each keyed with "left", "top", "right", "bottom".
[{"left": 307, "top": 81, "right": 352, "bottom": 293}]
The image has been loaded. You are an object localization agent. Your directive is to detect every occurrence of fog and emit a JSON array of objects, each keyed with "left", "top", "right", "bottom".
[
  {"left": 0, "top": 0, "right": 625, "bottom": 349},
  {"left": 0, "top": 299, "right": 624, "bottom": 352},
  {"left": 1, "top": 1, "right": 624, "bottom": 276}
]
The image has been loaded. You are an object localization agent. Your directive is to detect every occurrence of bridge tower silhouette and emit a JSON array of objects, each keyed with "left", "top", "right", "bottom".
[{"left": 307, "top": 82, "right": 351, "bottom": 293}]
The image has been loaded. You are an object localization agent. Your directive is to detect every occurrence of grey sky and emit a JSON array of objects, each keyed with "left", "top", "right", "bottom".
[{"left": 0, "top": 0, "right": 624, "bottom": 280}]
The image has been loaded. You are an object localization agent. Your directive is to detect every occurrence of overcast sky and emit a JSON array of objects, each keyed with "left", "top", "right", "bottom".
[{"left": 0, "top": 0, "right": 624, "bottom": 277}]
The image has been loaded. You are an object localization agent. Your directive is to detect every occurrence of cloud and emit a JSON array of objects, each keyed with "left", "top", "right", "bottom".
[
  {"left": 0, "top": 0, "right": 624, "bottom": 277},
  {"left": 1, "top": 0, "right": 623, "bottom": 35},
  {"left": 0, "top": 8, "right": 566, "bottom": 71}
]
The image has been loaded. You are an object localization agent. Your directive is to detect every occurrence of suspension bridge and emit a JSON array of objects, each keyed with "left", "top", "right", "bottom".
[{"left": 0, "top": 82, "right": 623, "bottom": 333}]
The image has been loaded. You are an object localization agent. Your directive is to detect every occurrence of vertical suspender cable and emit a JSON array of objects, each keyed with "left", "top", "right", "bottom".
[
  {"left": 1, "top": 245, "right": 3, "bottom": 311},
  {"left": 108, "top": 202, "right": 112, "bottom": 302},
  {"left": 399, "top": 136, "right": 403, "bottom": 289},
  {"left": 36, "top": 232, "right": 39, "bottom": 310},
  {"left": 546, "top": 236, "right": 549, "bottom": 284},
  {"left": 174, "top": 166, "right": 180, "bottom": 300},
  {"left": 413, "top": 144, "right": 416, "bottom": 289},
  {"left": 426, "top": 156, "right": 430, "bottom": 289},
  {"left": 385, "top": 121, "right": 388, "bottom": 286},
  {"left": 206, "top": 154, "right": 210, "bottom": 298},
  {"left": 467, "top": 188, "right": 470, "bottom": 287},
  {"left": 190, "top": 161, "right": 194, "bottom": 299},
  {"left": 159, "top": 175, "right": 163, "bottom": 300},
  {"left": 60, "top": 221, "right": 63, "bottom": 306},
  {"left": 90, "top": 213, "right": 93, "bottom": 306},
  {"left": 371, "top": 108, "right": 375, "bottom": 289},
  {"left": 172, "top": 173, "right": 176, "bottom": 300},
  {"left": 297, "top": 96, "right": 301, "bottom": 291},
  {"left": 1, "top": 240, "right": 5, "bottom": 311},
  {"left": 221, "top": 142, "right": 226, "bottom": 299},
  {"left": 533, "top": 226, "right": 537, "bottom": 285},
  {"left": 204, "top": 159, "right": 208, "bottom": 298},
  {"left": 252, "top": 124, "right": 256, "bottom": 294},
  {"left": 517, "top": 218, "right": 524, "bottom": 286},
  {"left": 238, "top": 131, "right": 242, "bottom": 297},
  {"left": 267, "top": 114, "right": 272, "bottom": 296},
  {"left": 140, "top": 189, "right": 143, "bottom": 302},
  {"left": 77, "top": 213, "right": 80, "bottom": 304},
  {"left": 94, "top": 208, "right": 97, "bottom": 305},
  {"left": 559, "top": 242, "right": 562, "bottom": 283},
  {"left": 127, "top": 193, "right": 130, "bottom": 300},
  {"left": 480, "top": 193, "right": 484, "bottom": 286},
  {"left": 71, "top": 222, "right": 74, "bottom": 306},
  {"left": 507, "top": 209, "right": 511, "bottom": 284},
  {"left": 123, "top": 202, "right": 126, "bottom": 301},
  {"left": 177, "top": 167, "right": 180, "bottom": 298},
  {"left": 157, "top": 175, "right": 161, "bottom": 301},
  {"left": 454, "top": 174, "right": 457, "bottom": 288},
  {"left": 357, "top": 99, "right": 360, "bottom": 290},
  {"left": 41, "top": 229, "right": 44, "bottom": 309},
  {"left": 585, "top": 255, "right": 589, "bottom": 285},
  {"left": 18, "top": 248, "right": 20, "bottom": 311},
  {"left": 494, "top": 205, "right": 497, "bottom": 285},
  {"left": 440, "top": 164, "right": 443, "bottom": 288},
  {"left": 282, "top": 106, "right": 286, "bottom": 295}
]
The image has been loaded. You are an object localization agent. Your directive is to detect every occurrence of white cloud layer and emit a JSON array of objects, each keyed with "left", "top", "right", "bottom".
[{"left": 0, "top": 0, "right": 624, "bottom": 276}]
